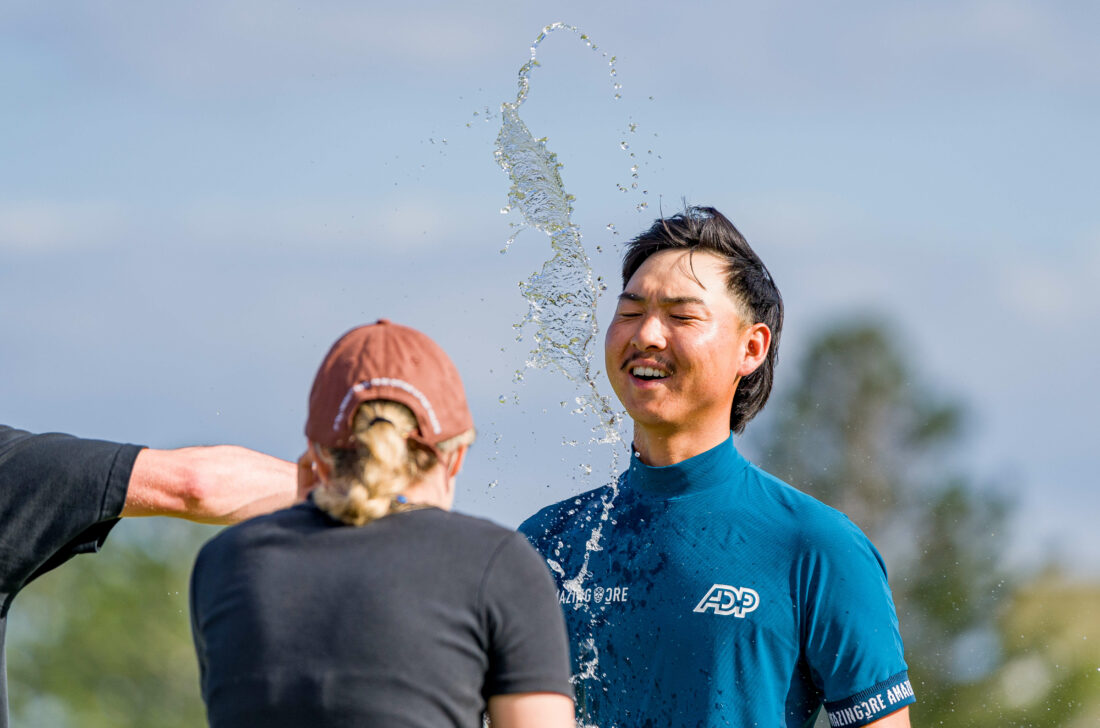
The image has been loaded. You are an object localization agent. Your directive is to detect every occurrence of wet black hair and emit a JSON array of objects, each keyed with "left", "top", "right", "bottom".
[{"left": 621, "top": 205, "right": 784, "bottom": 434}]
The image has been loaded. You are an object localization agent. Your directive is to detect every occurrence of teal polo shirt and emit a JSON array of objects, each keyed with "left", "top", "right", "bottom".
[{"left": 520, "top": 435, "right": 914, "bottom": 727}]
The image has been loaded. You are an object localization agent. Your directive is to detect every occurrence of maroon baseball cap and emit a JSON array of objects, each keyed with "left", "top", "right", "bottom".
[{"left": 305, "top": 320, "right": 474, "bottom": 450}]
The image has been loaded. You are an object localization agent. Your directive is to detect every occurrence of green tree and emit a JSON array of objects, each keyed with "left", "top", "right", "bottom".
[
  {"left": 7, "top": 519, "right": 216, "bottom": 728},
  {"left": 754, "top": 320, "right": 1022, "bottom": 725},
  {"left": 984, "top": 568, "right": 1100, "bottom": 726}
]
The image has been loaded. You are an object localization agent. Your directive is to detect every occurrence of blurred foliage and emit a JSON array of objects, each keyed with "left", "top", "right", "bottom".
[
  {"left": 4, "top": 318, "right": 1098, "bottom": 727},
  {"left": 754, "top": 319, "right": 1100, "bottom": 727},
  {"left": 990, "top": 569, "right": 1100, "bottom": 726},
  {"left": 7, "top": 519, "right": 217, "bottom": 728}
]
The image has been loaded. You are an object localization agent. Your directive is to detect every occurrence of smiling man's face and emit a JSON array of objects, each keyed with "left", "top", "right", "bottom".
[{"left": 605, "top": 249, "right": 761, "bottom": 451}]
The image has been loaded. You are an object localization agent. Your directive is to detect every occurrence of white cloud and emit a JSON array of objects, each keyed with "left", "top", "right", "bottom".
[
  {"left": 876, "top": 0, "right": 1092, "bottom": 86},
  {"left": 616, "top": 1, "right": 1100, "bottom": 103},
  {"left": 2, "top": 2, "right": 512, "bottom": 93},
  {"left": 0, "top": 193, "right": 495, "bottom": 256},
  {"left": 0, "top": 201, "right": 128, "bottom": 253},
  {"left": 178, "top": 193, "right": 489, "bottom": 253},
  {"left": 995, "top": 236, "right": 1100, "bottom": 328}
]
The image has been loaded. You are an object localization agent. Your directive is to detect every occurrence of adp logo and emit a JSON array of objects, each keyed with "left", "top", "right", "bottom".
[{"left": 693, "top": 584, "right": 760, "bottom": 618}]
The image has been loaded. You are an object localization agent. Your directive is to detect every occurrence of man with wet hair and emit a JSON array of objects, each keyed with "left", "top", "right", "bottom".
[
  {"left": 521, "top": 206, "right": 914, "bottom": 727},
  {"left": 0, "top": 425, "right": 298, "bottom": 728}
]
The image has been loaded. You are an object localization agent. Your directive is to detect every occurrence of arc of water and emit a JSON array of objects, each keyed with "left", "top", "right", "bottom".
[{"left": 493, "top": 24, "right": 627, "bottom": 606}]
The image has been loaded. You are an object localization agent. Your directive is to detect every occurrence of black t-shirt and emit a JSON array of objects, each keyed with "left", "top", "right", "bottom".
[
  {"left": 190, "top": 501, "right": 573, "bottom": 728},
  {"left": 0, "top": 425, "right": 140, "bottom": 728}
]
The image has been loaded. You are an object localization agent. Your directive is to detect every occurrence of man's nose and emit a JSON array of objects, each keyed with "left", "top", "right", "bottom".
[{"left": 631, "top": 313, "right": 667, "bottom": 350}]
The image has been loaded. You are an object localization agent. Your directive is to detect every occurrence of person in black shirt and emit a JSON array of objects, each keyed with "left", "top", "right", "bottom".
[
  {"left": 0, "top": 425, "right": 298, "bottom": 728},
  {"left": 190, "top": 320, "right": 575, "bottom": 728}
]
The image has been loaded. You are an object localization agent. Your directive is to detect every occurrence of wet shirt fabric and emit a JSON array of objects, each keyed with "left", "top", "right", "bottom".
[
  {"left": 520, "top": 435, "right": 915, "bottom": 728},
  {"left": 0, "top": 425, "right": 139, "bottom": 728},
  {"left": 190, "top": 501, "right": 573, "bottom": 728}
]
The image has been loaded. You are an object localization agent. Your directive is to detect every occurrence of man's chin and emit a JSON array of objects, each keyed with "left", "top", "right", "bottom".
[{"left": 625, "top": 409, "right": 681, "bottom": 434}]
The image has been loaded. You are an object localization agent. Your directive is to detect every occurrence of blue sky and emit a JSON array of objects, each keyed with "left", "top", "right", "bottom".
[{"left": 2, "top": 1, "right": 1098, "bottom": 573}]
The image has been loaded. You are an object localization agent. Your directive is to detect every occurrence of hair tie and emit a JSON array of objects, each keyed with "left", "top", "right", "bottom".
[{"left": 394, "top": 494, "right": 408, "bottom": 504}]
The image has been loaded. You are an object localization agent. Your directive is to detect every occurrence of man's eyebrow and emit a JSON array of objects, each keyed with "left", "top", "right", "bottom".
[
  {"left": 617, "top": 292, "right": 706, "bottom": 306},
  {"left": 662, "top": 296, "right": 706, "bottom": 306}
]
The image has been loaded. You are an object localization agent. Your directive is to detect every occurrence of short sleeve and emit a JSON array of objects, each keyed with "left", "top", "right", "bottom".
[
  {"left": 801, "top": 520, "right": 915, "bottom": 726},
  {"left": 0, "top": 426, "right": 141, "bottom": 611},
  {"left": 480, "top": 531, "right": 574, "bottom": 700}
]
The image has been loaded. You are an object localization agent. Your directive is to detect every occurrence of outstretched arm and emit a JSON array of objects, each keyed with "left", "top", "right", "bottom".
[
  {"left": 122, "top": 445, "right": 297, "bottom": 524},
  {"left": 487, "top": 692, "right": 575, "bottom": 728}
]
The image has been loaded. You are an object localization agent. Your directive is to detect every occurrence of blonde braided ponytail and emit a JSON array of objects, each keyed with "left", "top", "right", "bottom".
[{"left": 312, "top": 401, "right": 436, "bottom": 526}]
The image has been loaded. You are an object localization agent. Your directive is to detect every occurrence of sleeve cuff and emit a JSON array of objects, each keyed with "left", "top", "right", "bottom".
[{"left": 824, "top": 671, "right": 915, "bottom": 727}]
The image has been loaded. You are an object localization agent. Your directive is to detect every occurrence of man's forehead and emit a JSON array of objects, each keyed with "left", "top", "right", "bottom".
[{"left": 623, "top": 249, "right": 729, "bottom": 297}]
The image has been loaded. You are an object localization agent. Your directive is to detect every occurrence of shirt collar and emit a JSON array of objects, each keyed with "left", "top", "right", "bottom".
[{"left": 627, "top": 433, "right": 748, "bottom": 498}]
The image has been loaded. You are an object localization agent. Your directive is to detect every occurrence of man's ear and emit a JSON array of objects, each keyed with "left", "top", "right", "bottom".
[{"left": 738, "top": 323, "right": 771, "bottom": 377}]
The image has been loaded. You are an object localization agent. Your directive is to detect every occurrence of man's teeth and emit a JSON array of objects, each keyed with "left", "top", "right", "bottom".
[{"left": 632, "top": 366, "right": 669, "bottom": 379}]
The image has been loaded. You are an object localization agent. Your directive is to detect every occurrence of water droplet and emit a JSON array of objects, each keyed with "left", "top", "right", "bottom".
[{"left": 493, "top": 27, "right": 627, "bottom": 687}]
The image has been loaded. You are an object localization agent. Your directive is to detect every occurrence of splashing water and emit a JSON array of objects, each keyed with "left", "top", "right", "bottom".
[
  {"left": 493, "top": 22, "right": 625, "bottom": 462},
  {"left": 493, "top": 24, "right": 631, "bottom": 700}
]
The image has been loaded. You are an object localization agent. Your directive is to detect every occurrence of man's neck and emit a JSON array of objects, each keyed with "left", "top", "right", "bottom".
[{"left": 631, "top": 425, "right": 731, "bottom": 467}]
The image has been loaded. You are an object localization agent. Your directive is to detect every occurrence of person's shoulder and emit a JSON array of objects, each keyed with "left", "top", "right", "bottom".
[
  {"left": 402, "top": 509, "right": 548, "bottom": 571},
  {"left": 0, "top": 425, "right": 38, "bottom": 459},
  {"left": 743, "top": 461, "right": 870, "bottom": 548},
  {"left": 0, "top": 424, "right": 27, "bottom": 446},
  {"left": 196, "top": 501, "right": 320, "bottom": 560},
  {"left": 0, "top": 425, "right": 138, "bottom": 457},
  {"left": 427, "top": 508, "right": 518, "bottom": 541},
  {"left": 0, "top": 424, "right": 62, "bottom": 446},
  {"left": 518, "top": 483, "right": 614, "bottom": 542}
]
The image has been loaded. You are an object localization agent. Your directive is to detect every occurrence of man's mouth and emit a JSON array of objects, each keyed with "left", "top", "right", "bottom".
[{"left": 630, "top": 365, "right": 670, "bottom": 381}]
